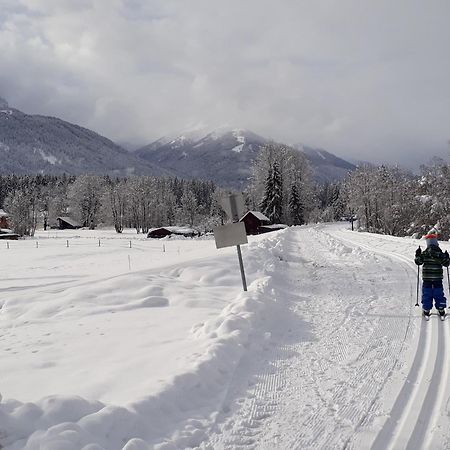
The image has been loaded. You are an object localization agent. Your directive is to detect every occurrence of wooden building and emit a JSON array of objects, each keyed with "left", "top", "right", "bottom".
[
  {"left": 56, "top": 217, "right": 82, "bottom": 230},
  {"left": 239, "top": 211, "right": 270, "bottom": 235},
  {"left": 0, "top": 230, "right": 19, "bottom": 240},
  {"left": 0, "top": 209, "right": 9, "bottom": 229},
  {"left": 147, "top": 226, "right": 199, "bottom": 239}
]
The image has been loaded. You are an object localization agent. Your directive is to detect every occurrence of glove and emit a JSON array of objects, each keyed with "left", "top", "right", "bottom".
[{"left": 415, "top": 247, "right": 422, "bottom": 257}]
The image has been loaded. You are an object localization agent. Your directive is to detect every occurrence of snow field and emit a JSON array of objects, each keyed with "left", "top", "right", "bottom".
[
  {"left": 1, "top": 224, "right": 449, "bottom": 449},
  {"left": 0, "top": 228, "right": 286, "bottom": 449}
]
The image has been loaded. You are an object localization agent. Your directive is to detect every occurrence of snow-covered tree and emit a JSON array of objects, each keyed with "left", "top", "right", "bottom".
[
  {"left": 68, "top": 175, "right": 105, "bottom": 229},
  {"left": 248, "top": 142, "right": 314, "bottom": 224},
  {"left": 289, "top": 183, "right": 305, "bottom": 225},
  {"left": 104, "top": 178, "right": 127, "bottom": 233},
  {"left": 260, "top": 161, "right": 283, "bottom": 223},
  {"left": 180, "top": 188, "right": 198, "bottom": 226},
  {"left": 4, "top": 187, "right": 38, "bottom": 236}
]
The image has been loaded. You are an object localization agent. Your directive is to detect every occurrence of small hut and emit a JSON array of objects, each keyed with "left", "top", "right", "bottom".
[
  {"left": 56, "top": 217, "right": 81, "bottom": 230},
  {"left": 0, "top": 209, "right": 9, "bottom": 229},
  {"left": 147, "top": 226, "right": 198, "bottom": 239},
  {"left": 0, "top": 229, "right": 19, "bottom": 240},
  {"left": 240, "top": 211, "right": 270, "bottom": 235}
]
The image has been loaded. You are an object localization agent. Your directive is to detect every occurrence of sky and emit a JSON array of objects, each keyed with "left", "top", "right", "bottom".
[{"left": 1, "top": 0, "right": 450, "bottom": 167}]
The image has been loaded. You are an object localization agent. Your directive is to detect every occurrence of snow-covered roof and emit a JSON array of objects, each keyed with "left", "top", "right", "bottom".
[
  {"left": 260, "top": 224, "right": 289, "bottom": 230},
  {"left": 57, "top": 216, "right": 81, "bottom": 227},
  {"left": 240, "top": 211, "right": 270, "bottom": 222},
  {"left": 0, "top": 209, "right": 9, "bottom": 217},
  {"left": 148, "top": 226, "right": 198, "bottom": 235}
]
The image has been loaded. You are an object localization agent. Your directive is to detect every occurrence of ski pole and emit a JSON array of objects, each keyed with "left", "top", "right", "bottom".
[
  {"left": 415, "top": 265, "right": 420, "bottom": 307},
  {"left": 447, "top": 266, "right": 450, "bottom": 303}
]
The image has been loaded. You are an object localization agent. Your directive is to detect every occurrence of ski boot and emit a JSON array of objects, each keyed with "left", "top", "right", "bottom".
[
  {"left": 437, "top": 308, "right": 446, "bottom": 321},
  {"left": 422, "top": 309, "right": 431, "bottom": 321}
]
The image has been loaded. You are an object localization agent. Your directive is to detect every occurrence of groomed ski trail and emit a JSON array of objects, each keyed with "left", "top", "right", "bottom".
[
  {"left": 333, "top": 228, "right": 450, "bottom": 450},
  {"left": 198, "top": 223, "right": 448, "bottom": 449}
]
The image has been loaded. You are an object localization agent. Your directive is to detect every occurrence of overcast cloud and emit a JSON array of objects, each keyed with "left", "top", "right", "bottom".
[{"left": 1, "top": 0, "right": 450, "bottom": 167}]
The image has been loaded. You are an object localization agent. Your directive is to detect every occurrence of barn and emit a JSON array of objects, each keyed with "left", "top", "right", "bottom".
[
  {"left": 0, "top": 229, "right": 19, "bottom": 240},
  {"left": 0, "top": 209, "right": 9, "bottom": 229},
  {"left": 56, "top": 217, "right": 82, "bottom": 230},
  {"left": 239, "top": 211, "right": 270, "bottom": 235},
  {"left": 147, "top": 226, "right": 199, "bottom": 239}
]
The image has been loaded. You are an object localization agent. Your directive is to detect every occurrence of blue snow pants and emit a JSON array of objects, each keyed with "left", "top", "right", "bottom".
[{"left": 422, "top": 279, "right": 447, "bottom": 311}]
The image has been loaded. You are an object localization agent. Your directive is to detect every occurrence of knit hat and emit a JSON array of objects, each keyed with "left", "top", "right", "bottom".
[{"left": 425, "top": 227, "right": 439, "bottom": 247}]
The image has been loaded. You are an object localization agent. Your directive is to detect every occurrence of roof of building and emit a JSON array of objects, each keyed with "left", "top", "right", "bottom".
[
  {"left": 57, "top": 216, "right": 82, "bottom": 227},
  {"left": 259, "top": 224, "right": 289, "bottom": 230},
  {"left": 240, "top": 210, "right": 270, "bottom": 222},
  {"left": 0, "top": 209, "right": 9, "bottom": 218},
  {"left": 148, "top": 226, "right": 198, "bottom": 235}
]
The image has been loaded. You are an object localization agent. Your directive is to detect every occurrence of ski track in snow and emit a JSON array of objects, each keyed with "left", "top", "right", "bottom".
[
  {"left": 336, "top": 229, "right": 450, "bottom": 450},
  {"left": 197, "top": 224, "right": 449, "bottom": 450}
]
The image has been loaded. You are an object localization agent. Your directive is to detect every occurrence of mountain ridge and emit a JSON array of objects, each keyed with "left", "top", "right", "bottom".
[
  {"left": 0, "top": 102, "right": 170, "bottom": 177},
  {"left": 0, "top": 98, "right": 356, "bottom": 187},
  {"left": 136, "top": 128, "right": 356, "bottom": 188}
]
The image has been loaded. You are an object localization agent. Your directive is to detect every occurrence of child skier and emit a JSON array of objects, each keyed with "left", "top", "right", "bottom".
[{"left": 415, "top": 227, "right": 449, "bottom": 318}]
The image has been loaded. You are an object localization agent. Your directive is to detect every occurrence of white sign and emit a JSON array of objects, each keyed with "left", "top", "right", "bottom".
[
  {"left": 213, "top": 222, "right": 248, "bottom": 249},
  {"left": 220, "top": 193, "right": 246, "bottom": 222}
]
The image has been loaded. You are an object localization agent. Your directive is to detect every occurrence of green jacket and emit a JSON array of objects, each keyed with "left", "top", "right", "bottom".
[{"left": 415, "top": 245, "right": 450, "bottom": 280}]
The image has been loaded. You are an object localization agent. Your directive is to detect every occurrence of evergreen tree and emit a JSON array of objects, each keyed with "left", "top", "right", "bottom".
[
  {"left": 289, "top": 183, "right": 304, "bottom": 225},
  {"left": 261, "top": 161, "right": 283, "bottom": 223}
]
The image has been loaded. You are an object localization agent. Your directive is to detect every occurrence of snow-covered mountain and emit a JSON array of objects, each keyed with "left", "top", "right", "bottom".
[
  {"left": 295, "top": 144, "right": 356, "bottom": 183},
  {"left": 136, "top": 127, "right": 356, "bottom": 189},
  {"left": 0, "top": 97, "right": 355, "bottom": 185},
  {"left": 0, "top": 98, "right": 170, "bottom": 177},
  {"left": 136, "top": 127, "right": 266, "bottom": 189}
]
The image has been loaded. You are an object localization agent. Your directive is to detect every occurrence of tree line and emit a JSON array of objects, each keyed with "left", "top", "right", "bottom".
[
  {"left": 0, "top": 174, "right": 227, "bottom": 236},
  {"left": 3, "top": 143, "right": 444, "bottom": 238}
]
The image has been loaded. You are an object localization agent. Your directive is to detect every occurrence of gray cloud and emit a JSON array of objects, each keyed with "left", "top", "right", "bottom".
[{"left": 1, "top": 0, "right": 450, "bottom": 167}]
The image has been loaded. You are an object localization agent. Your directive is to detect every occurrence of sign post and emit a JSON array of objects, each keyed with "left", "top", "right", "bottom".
[{"left": 214, "top": 193, "right": 248, "bottom": 291}]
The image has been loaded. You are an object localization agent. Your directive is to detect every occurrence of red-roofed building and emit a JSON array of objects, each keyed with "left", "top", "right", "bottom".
[{"left": 0, "top": 209, "right": 10, "bottom": 229}]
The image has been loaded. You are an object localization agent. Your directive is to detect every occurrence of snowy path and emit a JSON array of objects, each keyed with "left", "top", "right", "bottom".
[{"left": 199, "top": 224, "right": 450, "bottom": 450}]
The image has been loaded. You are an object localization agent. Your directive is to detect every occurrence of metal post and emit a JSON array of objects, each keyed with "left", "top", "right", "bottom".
[
  {"left": 230, "top": 194, "right": 248, "bottom": 292},
  {"left": 236, "top": 244, "right": 247, "bottom": 291}
]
